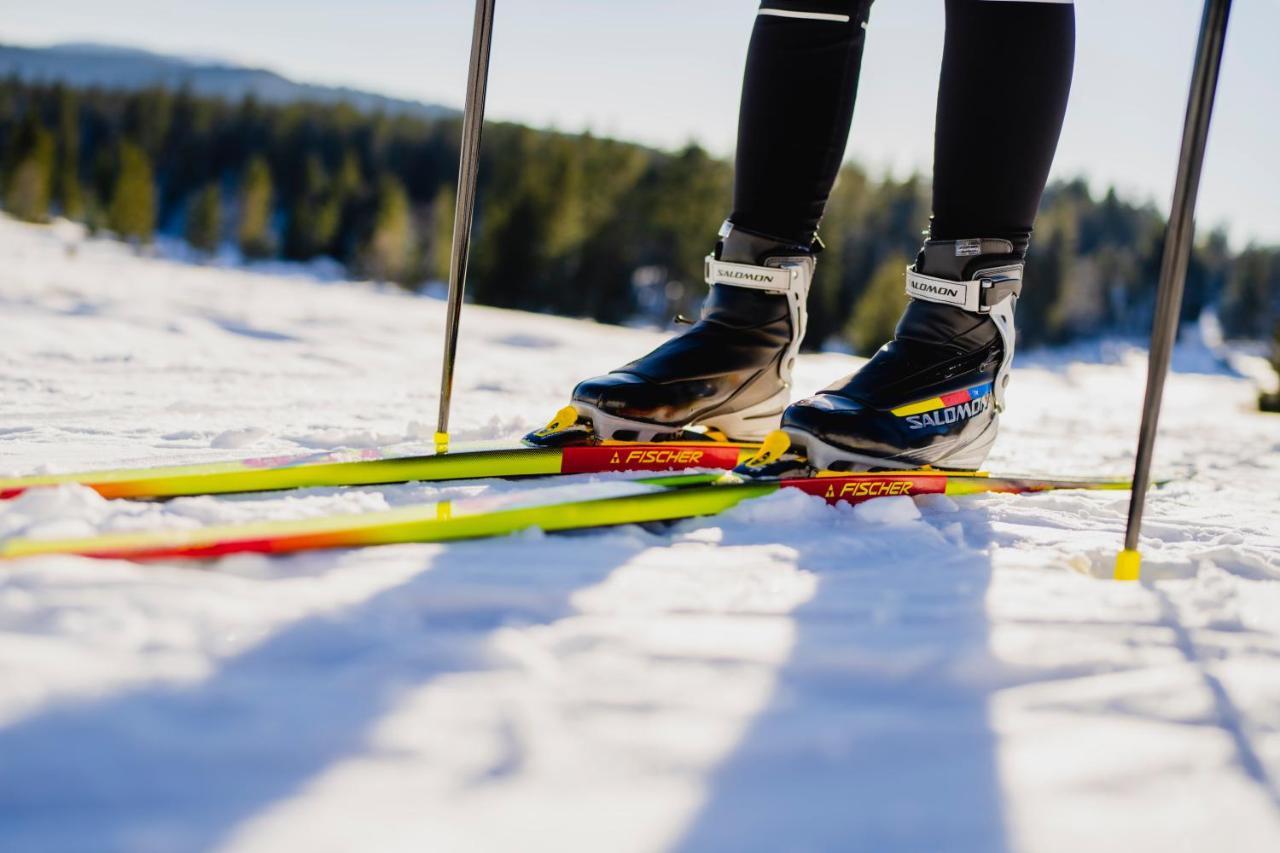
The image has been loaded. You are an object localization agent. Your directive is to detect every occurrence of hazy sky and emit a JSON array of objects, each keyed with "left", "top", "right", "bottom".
[{"left": 5, "top": 1, "right": 1277, "bottom": 244}]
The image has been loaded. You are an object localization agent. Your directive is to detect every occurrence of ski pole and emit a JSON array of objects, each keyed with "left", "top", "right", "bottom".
[
  {"left": 1116, "top": 0, "right": 1231, "bottom": 581},
  {"left": 435, "top": 0, "right": 497, "bottom": 453}
]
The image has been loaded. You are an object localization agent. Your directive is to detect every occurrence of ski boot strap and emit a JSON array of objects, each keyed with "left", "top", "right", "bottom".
[
  {"left": 703, "top": 258, "right": 806, "bottom": 295},
  {"left": 702, "top": 220, "right": 815, "bottom": 386},
  {"left": 703, "top": 219, "right": 817, "bottom": 297},
  {"left": 904, "top": 265, "right": 1023, "bottom": 314}
]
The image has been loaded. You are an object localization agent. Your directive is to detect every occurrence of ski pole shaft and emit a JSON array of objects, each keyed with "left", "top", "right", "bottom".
[
  {"left": 435, "top": 0, "right": 497, "bottom": 452},
  {"left": 1116, "top": 0, "right": 1231, "bottom": 581}
]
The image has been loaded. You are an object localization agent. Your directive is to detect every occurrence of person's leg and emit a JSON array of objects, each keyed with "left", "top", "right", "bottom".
[
  {"left": 931, "top": 0, "right": 1076, "bottom": 254},
  {"left": 529, "top": 2, "right": 875, "bottom": 444},
  {"left": 732, "top": 1, "right": 875, "bottom": 246},
  {"left": 778, "top": 0, "right": 1075, "bottom": 472}
]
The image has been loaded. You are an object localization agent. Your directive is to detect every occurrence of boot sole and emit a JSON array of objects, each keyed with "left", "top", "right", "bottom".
[
  {"left": 577, "top": 390, "right": 789, "bottom": 444},
  {"left": 785, "top": 416, "right": 999, "bottom": 473}
]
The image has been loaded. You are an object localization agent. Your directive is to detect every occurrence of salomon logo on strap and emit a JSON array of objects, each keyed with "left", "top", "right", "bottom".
[
  {"left": 705, "top": 259, "right": 791, "bottom": 291},
  {"left": 722, "top": 270, "right": 775, "bottom": 283},
  {"left": 914, "top": 282, "right": 961, "bottom": 299}
]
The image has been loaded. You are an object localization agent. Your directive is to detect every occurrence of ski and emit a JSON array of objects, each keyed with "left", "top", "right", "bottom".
[
  {"left": 0, "top": 408, "right": 756, "bottom": 501},
  {"left": 0, "top": 468, "right": 1130, "bottom": 562}
]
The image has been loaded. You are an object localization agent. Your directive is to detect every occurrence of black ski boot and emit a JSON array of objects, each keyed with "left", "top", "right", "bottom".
[
  {"left": 526, "top": 222, "right": 813, "bottom": 445},
  {"left": 782, "top": 238, "right": 1023, "bottom": 471}
]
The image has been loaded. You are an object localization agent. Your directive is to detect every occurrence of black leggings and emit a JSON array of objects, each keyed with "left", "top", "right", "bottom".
[{"left": 731, "top": 0, "right": 1076, "bottom": 257}]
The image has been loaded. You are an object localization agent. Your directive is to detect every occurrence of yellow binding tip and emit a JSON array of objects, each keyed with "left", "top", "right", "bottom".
[
  {"left": 701, "top": 427, "right": 730, "bottom": 444},
  {"left": 533, "top": 405, "right": 580, "bottom": 438},
  {"left": 1114, "top": 549, "right": 1142, "bottom": 581},
  {"left": 434, "top": 431, "right": 450, "bottom": 454},
  {"left": 741, "top": 430, "right": 791, "bottom": 469}
]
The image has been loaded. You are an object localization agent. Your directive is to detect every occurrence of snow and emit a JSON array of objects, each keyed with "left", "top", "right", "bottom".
[{"left": 1, "top": 215, "right": 1279, "bottom": 852}]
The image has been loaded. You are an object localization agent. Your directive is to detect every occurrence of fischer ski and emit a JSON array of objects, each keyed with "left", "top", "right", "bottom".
[
  {"left": 0, "top": 408, "right": 756, "bottom": 501},
  {"left": 0, "top": 462, "right": 1130, "bottom": 562}
]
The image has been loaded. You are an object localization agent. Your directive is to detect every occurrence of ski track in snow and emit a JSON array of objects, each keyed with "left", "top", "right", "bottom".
[{"left": 1, "top": 216, "right": 1279, "bottom": 852}]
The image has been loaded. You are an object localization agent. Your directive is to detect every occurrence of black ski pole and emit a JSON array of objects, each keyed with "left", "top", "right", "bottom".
[
  {"left": 435, "top": 0, "right": 497, "bottom": 453},
  {"left": 1116, "top": 0, "right": 1231, "bottom": 581}
]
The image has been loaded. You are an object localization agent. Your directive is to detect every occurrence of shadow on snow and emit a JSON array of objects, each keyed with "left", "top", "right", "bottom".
[
  {"left": 0, "top": 533, "right": 642, "bottom": 853},
  {"left": 674, "top": 499, "right": 1010, "bottom": 853}
]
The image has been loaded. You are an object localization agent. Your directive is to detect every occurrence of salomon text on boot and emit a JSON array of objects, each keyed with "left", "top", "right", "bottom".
[
  {"left": 526, "top": 222, "right": 813, "bottom": 445},
  {"left": 782, "top": 238, "right": 1023, "bottom": 471}
]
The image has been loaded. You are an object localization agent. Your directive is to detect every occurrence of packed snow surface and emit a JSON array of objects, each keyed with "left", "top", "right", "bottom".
[{"left": 1, "top": 216, "right": 1279, "bottom": 852}]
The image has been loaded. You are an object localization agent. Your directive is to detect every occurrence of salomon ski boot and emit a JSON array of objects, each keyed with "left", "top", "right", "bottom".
[
  {"left": 526, "top": 222, "right": 813, "bottom": 445},
  {"left": 781, "top": 238, "right": 1023, "bottom": 471}
]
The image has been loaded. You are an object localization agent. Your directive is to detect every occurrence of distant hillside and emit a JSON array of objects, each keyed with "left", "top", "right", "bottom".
[{"left": 0, "top": 42, "right": 456, "bottom": 119}]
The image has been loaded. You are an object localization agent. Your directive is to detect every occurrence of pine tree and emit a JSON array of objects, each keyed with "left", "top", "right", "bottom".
[
  {"left": 569, "top": 214, "right": 639, "bottom": 324},
  {"left": 82, "top": 144, "right": 119, "bottom": 234},
  {"left": 807, "top": 164, "right": 871, "bottom": 346},
  {"left": 1020, "top": 216, "right": 1072, "bottom": 344},
  {"left": 334, "top": 149, "right": 365, "bottom": 199},
  {"left": 107, "top": 142, "right": 156, "bottom": 242},
  {"left": 470, "top": 127, "right": 557, "bottom": 309},
  {"left": 844, "top": 254, "right": 909, "bottom": 357},
  {"left": 568, "top": 138, "right": 649, "bottom": 322},
  {"left": 332, "top": 148, "right": 368, "bottom": 262},
  {"left": 1221, "top": 247, "right": 1277, "bottom": 340},
  {"left": 285, "top": 154, "right": 340, "bottom": 260},
  {"left": 54, "top": 87, "right": 84, "bottom": 219},
  {"left": 643, "top": 145, "right": 733, "bottom": 318},
  {"left": 1262, "top": 322, "right": 1280, "bottom": 412},
  {"left": 186, "top": 182, "right": 222, "bottom": 255},
  {"left": 427, "top": 183, "right": 455, "bottom": 284},
  {"left": 238, "top": 155, "right": 275, "bottom": 259},
  {"left": 359, "top": 174, "right": 415, "bottom": 283},
  {"left": 3, "top": 116, "right": 55, "bottom": 223}
]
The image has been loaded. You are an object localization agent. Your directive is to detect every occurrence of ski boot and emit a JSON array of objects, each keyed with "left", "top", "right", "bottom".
[
  {"left": 780, "top": 238, "right": 1023, "bottom": 471},
  {"left": 525, "top": 221, "right": 814, "bottom": 446}
]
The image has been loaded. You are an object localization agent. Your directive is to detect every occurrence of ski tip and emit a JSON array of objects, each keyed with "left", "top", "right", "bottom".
[{"left": 1114, "top": 548, "right": 1142, "bottom": 581}]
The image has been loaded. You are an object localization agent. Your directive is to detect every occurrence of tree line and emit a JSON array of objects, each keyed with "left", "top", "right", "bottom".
[{"left": 2, "top": 76, "right": 1278, "bottom": 389}]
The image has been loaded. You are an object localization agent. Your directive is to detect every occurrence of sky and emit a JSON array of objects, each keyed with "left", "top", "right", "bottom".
[{"left": 4, "top": 0, "right": 1277, "bottom": 245}]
